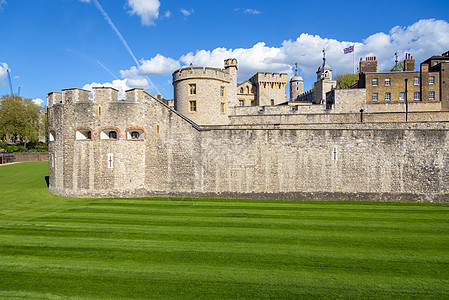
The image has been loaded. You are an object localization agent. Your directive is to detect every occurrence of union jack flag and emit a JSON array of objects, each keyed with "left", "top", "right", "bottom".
[{"left": 344, "top": 45, "right": 354, "bottom": 54}]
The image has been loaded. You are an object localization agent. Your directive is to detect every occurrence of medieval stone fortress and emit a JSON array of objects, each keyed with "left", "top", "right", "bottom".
[{"left": 47, "top": 50, "right": 449, "bottom": 202}]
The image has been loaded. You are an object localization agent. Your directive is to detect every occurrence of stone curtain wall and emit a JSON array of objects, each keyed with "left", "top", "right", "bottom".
[
  {"left": 48, "top": 88, "right": 449, "bottom": 202},
  {"left": 196, "top": 127, "right": 449, "bottom": 202}
]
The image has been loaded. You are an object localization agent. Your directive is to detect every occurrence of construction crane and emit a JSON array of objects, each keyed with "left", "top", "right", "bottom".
[{"left": 6, "top": 69, "right": 14, "bottom": 96}]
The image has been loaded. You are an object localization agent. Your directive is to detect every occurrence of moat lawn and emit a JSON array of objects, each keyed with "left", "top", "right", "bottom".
[{"left": 1, "top": 162, "right": 449, "bottom": 299}]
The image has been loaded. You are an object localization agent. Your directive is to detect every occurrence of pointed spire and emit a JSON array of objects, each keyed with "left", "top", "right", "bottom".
[{"left": 322, "top": 48, "right": 326, "bottom": 65}]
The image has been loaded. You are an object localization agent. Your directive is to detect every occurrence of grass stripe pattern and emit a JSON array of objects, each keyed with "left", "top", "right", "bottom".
[{"left": 0, "top": 162, "right": 448, "bottom": 298}]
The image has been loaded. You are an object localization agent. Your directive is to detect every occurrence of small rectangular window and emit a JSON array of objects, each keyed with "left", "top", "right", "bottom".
[
  {"left": 270, "top": 99, "right": 275, "bottom": 106},
  {"left": 220, "top": 102, "right": 226, "bottom": 114},
  {"left": 414, "top": 77, "right": 420, "bottom": 85},
  {"left": 414, "top": 92, "right": 420, "bottom": 100},
  {"left": 189, "top": 100, "right": 197, "bottom": 112},
  {"left": 385, "top": 78, "right": 391, "bottom": 86},
  {"left": 189, "top": 84, "right": 197, "bottom": 95},
  {"left": 372, "top": 93, "right": 378, "bottom": 101},
  {"left": 220, "top": 86, "right": 225, "bottom": 97},
  {"left": 385, "top": 92, "right": 391, "bottom": 101},
  {"left": 399, "top": 92, "right": 405, "bottom": 101},
  {"left": 429, "top": 91, "right": 435, "bottom": 100},
  {"left": 239, "top": 100, "right": 244, "bottom": 106},
  {"left": 251, "top": 100, "right": 255, "bottom": 106},
  {"left": 429, "top": 76, "right": 435, "bottom": 85},
  {"left": 372, "top": 78, "right": 378, "bottom": 86}
]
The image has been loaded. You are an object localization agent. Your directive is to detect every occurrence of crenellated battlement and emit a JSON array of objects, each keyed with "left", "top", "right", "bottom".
[
  {"left": 47, "top": 88, "right": 150, "bottom": 107},
  {"left": 172, "top": 66, "right": 232, "bottom": 83},
  {"left": 250, "top": 72, "right": 288, "bottom": 83}
]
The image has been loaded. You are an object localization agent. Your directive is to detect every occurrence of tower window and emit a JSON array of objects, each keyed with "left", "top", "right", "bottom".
[
  {"left": 189, "top": 84, "right": 197, "bottom": 95},
  {"left": 399, "top": 92, "right": 405, "bottom": 101},
  {"left": 385, "top": 92, "right": 391, "bottom": 101},
  {"left": 49, "top": 130, "right": 56, "bottom": 142},
  {"left": 220, "top": 102, "right": 226, "bottom": 114},
  {"left": 75, "top": 129, "right": 92, "bottom": 140},
  {"left": 429, "top": 91, "right": 435, "bottom": 100},
  {"left": 108, "top": 131, "right": 117, "bottom": 139},
  {"left": 189, "top": 100, "right": 197, "bottom": 112},
  {"left": 239, "top": 100, "right": 244, "bottom": 106},
  {"left": 429, "top": 76, "right": 435, "bottom": 85},
  {"left": 372, "top": 93, "right": 378, "bottom": 101},
  {"left": 385, "top": 78, "right": 391, "bottom": 86},
  {"left": 270, "top": 99, "right": 275, "bottom": 106},
  {"left": 414, "top": 92, "right": 420, "bottom": 100},
  {"left": 414, "top": 77, "right": 420, "bottom": 85},
  {"left": 220, "top": 86, "right": 225, "bottom": 97},
  {"left": 100, "top": 128, "right": 120, "bottom": 140},
  {"left": 240, "top": 87, "right": 244, "bottom": 94},
  {"left": 372, "top": 78, "right": 378, "bottom": 86}
]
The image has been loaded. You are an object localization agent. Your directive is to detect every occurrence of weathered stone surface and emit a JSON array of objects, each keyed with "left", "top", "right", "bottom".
[{"left": 47, "top": 87, "right": 449, "bottom": 202}]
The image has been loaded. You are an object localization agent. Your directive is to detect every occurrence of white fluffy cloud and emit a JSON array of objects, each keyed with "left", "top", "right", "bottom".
[
  {"left": 32, "top": 98, "right": 44, "bottom": 106},
  {"left": 82, "top": 78, "right": 149, "bottom": 99},
  {"left": 180, "top": 43, "right": 290, "bottom": 81},
  {"left": 126, "top": 0, "right": 160, "bottom": 26},
  {"left": 0, "top": 0, "right": 7, "bottom": 10},
  {"left": 120, "top": 54, "right": 180, "bottom": 77},
  {"left": 176, "top": 18, "right": 449, "bottom": 81},
  {"left": 0, "top": 62, "right": 9, "bottom": 86},
  {"left": 99, "top": 19, "right": 449, "bottom": 96}
]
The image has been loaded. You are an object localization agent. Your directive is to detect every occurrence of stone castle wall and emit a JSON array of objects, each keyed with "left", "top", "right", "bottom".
[{"left": 48, "top": 88, "right": 449, "bottom": 202}]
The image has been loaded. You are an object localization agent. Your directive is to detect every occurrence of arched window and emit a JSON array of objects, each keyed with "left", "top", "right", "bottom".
[
  {"left": 126, "top": 128, "right": 145, "bottom": 140},
  {"left": 75, "top": 128, "right": 92, "bottom": 140},
  {"left": 100, "top": 128, "right": 120, "bottom": 140},
  {"left": 49, "top": 130, "right": 56, "bottom": 142},
  {"left": 109, "top": 131, "right": 117, "bottom": 139},
  {"left": 240, "top": 87, "right": 244, "bottom": 94}
]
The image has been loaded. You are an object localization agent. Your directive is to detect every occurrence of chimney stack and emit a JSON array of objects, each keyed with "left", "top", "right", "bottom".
[
  {"left": 404, "top": 53, "right": 415, "bottom": 71},
  {"left": 359, "top": 56, "right": 378, "bottom": 73}
]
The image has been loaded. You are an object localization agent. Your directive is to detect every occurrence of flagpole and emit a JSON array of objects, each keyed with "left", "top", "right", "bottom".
[{"left": 353, "top": 45, "right": 355, "bottom": 74}]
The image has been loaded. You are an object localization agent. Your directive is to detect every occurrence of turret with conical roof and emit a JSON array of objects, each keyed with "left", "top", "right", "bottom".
[{"left": 290, "top": 62, "right": 304, "bottom": 101}]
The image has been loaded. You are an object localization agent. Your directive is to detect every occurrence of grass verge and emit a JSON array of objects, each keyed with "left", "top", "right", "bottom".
[{"left": 0, "top": 162, "right": 448, "bottom": 299}]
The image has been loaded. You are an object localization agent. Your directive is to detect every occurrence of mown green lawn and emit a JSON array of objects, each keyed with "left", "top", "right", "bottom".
[{"left": 0, "top": 162, "right": 448, "bottom": 299}]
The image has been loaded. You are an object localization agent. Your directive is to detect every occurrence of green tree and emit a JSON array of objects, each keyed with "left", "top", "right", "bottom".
[
  {"left": 0, "top": 94, "right": 44, "bottom": 150},
  {"left": 335, "top": 73, "right": 359, "bottom": 89}
]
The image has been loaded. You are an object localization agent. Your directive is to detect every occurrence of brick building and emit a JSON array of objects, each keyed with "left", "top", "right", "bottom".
[{"left": 357, "top": 51, "right": 449, "bottom": 107}]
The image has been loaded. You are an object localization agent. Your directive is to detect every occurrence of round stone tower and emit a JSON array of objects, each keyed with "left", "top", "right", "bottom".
[
  {"left": 290, "top": 62, "right": 304, "bottom": 101},
  {"left": 172, "top": 59, "right": 238, "bottom": 126}
]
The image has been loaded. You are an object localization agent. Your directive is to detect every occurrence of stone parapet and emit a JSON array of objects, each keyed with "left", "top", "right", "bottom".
[{"left": 173, "top": 67, "right": 232, "bottom": 83}]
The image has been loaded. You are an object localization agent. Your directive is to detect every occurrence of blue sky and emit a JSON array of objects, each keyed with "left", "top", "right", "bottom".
[{"left": 0, "top": 0, "right": 448, "bottom": 105}]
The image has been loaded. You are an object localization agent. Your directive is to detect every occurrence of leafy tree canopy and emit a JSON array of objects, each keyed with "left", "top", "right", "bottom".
[
  {"left": 335, "top": 73, "right": 359, "bottom": 89},
  {"left": 0, "top": 94, "right": 44, "bottom": 149}
]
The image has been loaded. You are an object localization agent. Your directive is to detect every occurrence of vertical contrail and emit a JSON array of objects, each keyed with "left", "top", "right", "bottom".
[{"left": 91, "top": 0, "right": 161, "bottom": 94}]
